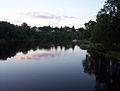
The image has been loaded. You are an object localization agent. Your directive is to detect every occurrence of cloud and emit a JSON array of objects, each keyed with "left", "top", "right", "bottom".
[
  {"left": 19, "top": 12, "right": 78, "bottom": 20},
  {"left": 19, "top": 12, "right": 61, "bottom": 20},
  {"left": 13, "top": 20, "right": 22, "bottom": 23},
  {"left": 63, "top": 15, "right": 78, "bottom": 19}
]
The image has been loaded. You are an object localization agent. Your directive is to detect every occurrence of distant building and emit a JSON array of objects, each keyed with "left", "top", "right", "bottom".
[
  {"left": 35, "top": 28, "right": 41, "bottom": 32},
  {"left": 72, "top": 39, "right": 79, "bottom": 42},
  {"left": 51, "top": 30, "right": 55, "bottom": 32},
  {"left": 67, "top": 29, "right": 72, "bottom": 32}
]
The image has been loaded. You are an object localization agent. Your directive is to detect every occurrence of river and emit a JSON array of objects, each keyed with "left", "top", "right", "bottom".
[{"left": 0, "top": 43, "right": 119, "bottom": 91}]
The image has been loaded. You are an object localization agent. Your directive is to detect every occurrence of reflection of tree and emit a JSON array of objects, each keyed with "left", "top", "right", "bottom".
[
  {"left": 0, "top": 41, "right": 77, "bottom": 60},
  {"left": 83, "top": 51, "right": 120, "bottom": 91}
]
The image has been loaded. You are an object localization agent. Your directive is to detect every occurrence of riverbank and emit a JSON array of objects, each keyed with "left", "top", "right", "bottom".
[
  {"left": 105, "top": 51, "right": 120, "bottom": 60},
  {"left": 80, "top": 40, "right": 120, "bottom": 60}
]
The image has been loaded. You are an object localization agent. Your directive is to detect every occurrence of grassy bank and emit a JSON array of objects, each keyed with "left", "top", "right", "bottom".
[
  {"left": 106, "top": 51, "right": 120, "bottom": 60},
  {"left": 80, "top": 40, "right": 120, "bottom": 60}
]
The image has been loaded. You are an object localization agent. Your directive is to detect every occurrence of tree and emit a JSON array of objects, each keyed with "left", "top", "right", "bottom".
[
  {"left": 84, "top": 20, "right": 96, "bottom": 39},
  {"left": 71, "top": 26, "right": 76, "bottom": 32},
  {"left": 91, "top": 0, "right": 120, "bottom": 48}
]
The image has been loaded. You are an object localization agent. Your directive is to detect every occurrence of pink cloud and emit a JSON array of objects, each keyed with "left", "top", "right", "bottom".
[
  {"left": 19, "top": 12, "right": 61, "bottom": 20},
  {"left": 19, "top": 12, "right": 78, "bottom": 20}
]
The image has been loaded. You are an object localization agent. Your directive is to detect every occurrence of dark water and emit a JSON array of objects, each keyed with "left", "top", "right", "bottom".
[{"left": 0, "top": 42, "right": 120, "bottom": 91}]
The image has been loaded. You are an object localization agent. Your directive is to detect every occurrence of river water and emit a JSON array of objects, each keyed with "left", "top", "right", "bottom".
[{"left": 0, "top": 44, "right": 119, "bottom": 91}]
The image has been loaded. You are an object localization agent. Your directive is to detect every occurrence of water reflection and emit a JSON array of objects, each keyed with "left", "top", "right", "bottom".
[
  {"left": 83, "top": 50, "right": 120, "bottom": 91},
  {"left": 0, "top": 42, "right": 76, "bottom": 60},
  {"left": 0, "top": 44, "right": 89, "bottom": 91},
  {"left": 15, "top": 51, "right": 60, "bottom": 60},
  {"left": 0, "top": 42, "right": 120, "bottom": 91}
]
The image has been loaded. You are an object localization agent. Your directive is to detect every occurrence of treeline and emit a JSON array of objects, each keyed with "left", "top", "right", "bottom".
[
  {"left": 0, "top": 21, "right": 90, "bottom": 43},
  {"left": 85, "top": 0, "right": 120, "bottom": 49}
]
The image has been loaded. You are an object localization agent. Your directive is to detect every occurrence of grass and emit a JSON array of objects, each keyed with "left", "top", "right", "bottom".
[
  {"left": 106, "top": 51, "right": 120, "bottom": 60},
  {"left": 79, "top": 39, "right": 91, "bottom": 50},
  {"left": 79, "top": 40, "right": 120, "bottom": 60}
]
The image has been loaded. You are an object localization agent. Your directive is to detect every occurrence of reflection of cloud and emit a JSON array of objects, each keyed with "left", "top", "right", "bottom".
[
  {"left": 15, "top": 51, "right": 60, "bottom": 60},
  {"left": 19, "top": 12, "right": 78, "bottom": 20}
]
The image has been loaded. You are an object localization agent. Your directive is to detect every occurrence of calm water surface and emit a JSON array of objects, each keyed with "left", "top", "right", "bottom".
[{"left": 0, "top": 44, "right": 120, "bottom": 91}]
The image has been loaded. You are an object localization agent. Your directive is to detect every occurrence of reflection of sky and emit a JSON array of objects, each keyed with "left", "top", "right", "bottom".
[
  {"left": 12, "top": 49, "right": 61, "bottom": 61},
  {"left": 15, "top": 51, "right": 60, "bottom": 61},
  {"left": 5, "top": 46, "right": 87, "bottom": 62},
  {"left": 0, "top": 46, "right": 94, "bottom": 91}
]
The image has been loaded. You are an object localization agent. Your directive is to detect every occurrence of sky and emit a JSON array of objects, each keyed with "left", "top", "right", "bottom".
[{"left": 0, "top": 0, "right": 106, "bottom": 28}]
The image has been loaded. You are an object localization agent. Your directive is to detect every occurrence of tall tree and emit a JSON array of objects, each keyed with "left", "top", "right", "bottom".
[
  {"left": 91, "top": 0, "right": 120, "bottom": 47},
  {"left": 84, "top": 20, "right": 96, "bottom": 39}
]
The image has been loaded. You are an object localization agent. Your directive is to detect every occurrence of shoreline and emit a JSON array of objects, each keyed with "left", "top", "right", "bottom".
[{"left": 79, "top": 40, "right": 120, "bottom": 60}]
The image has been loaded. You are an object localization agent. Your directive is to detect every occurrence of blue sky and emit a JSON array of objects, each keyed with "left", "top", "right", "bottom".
[{"left": 0, "top": 0, "right": 106, "bottom": 28}]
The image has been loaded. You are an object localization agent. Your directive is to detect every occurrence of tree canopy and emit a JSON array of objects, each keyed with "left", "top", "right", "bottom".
[
  {"left": 85, "top": 0, "right": 120, "bottom": 49},
  {"left": 0, "top": 21, "right": 86, "bottom": 43}
]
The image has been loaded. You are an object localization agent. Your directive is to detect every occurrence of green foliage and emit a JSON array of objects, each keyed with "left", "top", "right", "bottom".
[
  {"left": 90, "top": 0, "right": 120, "bottom": 49},
  {"left": 80, "top": 0, "right": 120, "bottom": 50},
  {"left": 106, "top": 51, "right": 120, "bottom": 60},
  {"left": 84, "top": 20, "right": 96, "bottom": 39},
  {"left": 0, "top": 21, "right": 86, "bottom": 43}
]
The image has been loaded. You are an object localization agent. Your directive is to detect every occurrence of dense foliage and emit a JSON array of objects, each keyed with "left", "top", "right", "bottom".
[
  {"left": 85, "top": 0, "right": 120, "bottom": 49},
  {"left": 0, "top": 22, "right": 87, "bottom": 43}
]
